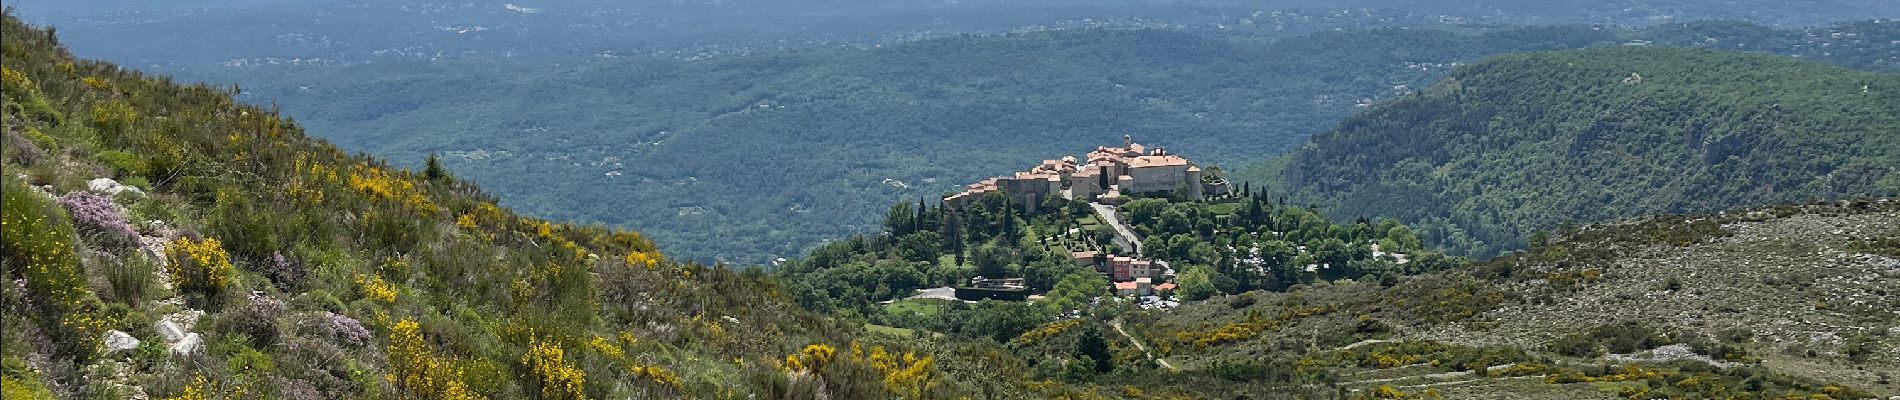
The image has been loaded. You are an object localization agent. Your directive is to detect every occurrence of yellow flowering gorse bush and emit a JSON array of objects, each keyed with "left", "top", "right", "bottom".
[
  {"left": 346, "top": 163, "right": 438, "bottom": 214},
  {"left": 357, "top": 274, "right": 398, "bottom": 304},
  {"left": 1011, "top": 319, "right": 1081, "bottom": 346},
  {"left": 165, "top": 237, "right": 236, "bottom": 298},
  {"left": 2, "top": 185, "right": 107, "bottom": 359},
  {"left": 783, "top": 343, "right": 837, "bottom": 373},
  {"left": 386, "top": 319, "right": 485, "bottom": 400},
  {"left": 524, "top": 337, "right": 587, "bottom": 400},
  {"left": 587, "top": 335, "right": 622, "bottom": 358}
]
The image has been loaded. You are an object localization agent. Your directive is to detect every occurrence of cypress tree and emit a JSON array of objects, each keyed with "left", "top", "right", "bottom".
[{"left": 915, "top": 198, "right": 927, "bottom": 233}]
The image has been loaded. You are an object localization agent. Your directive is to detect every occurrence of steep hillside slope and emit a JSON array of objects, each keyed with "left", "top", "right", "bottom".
[
  {"left": 1272, "top": 47, "right": 1900, "bottom": 256},
  {"left": 1125, "top": 199, "right": 1900, "bottom": 398},
  {"left": 0, "top": 13, "right": 1000, "bottom": 399}
]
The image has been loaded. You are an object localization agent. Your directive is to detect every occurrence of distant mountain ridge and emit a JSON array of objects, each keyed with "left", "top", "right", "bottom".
[{"left": 1269, "top": 46, "right": 1900, "bottom": 256}]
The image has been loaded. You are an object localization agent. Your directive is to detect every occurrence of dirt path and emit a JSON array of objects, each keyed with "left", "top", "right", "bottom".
[
  {"left": 1337, "top": 369, "right": 1478, "bottom": 386},
  {"left": 1111, "top": 319, "right": 1176, "bottom": 371},
  {"left": 1336, "top": 363, "right": 1522, "bottom": 386},
  {"left": 1338, "top": 338, "right": 1399, "bottom": 351},
  {"left": 1396, "top": 375, "right": 1539, "bottom": 389}
]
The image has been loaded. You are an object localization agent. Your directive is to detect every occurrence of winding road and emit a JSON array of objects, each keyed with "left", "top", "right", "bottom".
[{"left": 1089, "top": 203, "right": 1143, "bottom": 256}]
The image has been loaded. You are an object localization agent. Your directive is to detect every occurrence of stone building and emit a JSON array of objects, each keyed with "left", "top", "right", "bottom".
[
  {"left": 1073, "top": 251, "right": 1165, "bottom": 282},
  {"left": 944, "top": 135, "right": 1225, "bottom": 208}
]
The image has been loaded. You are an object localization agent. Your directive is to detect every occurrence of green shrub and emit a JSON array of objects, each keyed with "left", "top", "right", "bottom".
[
  {"left": 25, "top": 161, "right": 81, "bottom": 192},
  {"left": 141, "top": 137, "right": 188, "bottom": 188},
  {"left": 102, "top": 253, "right": 158, "bottom": 304},
  {"left": 23, "top": 127, "right": 57, "bottom": 153},
  {"left": 216, "top": 299, "right": 284, "bottom": 347},
  {"left": 208, "top": 187, "right": 279, "bottom": 263},
  {"left": 1549, "top": 321, "right": 1676, "bottom": 357},
  {"left": 291, "top": 289, "right": 346, "bottom": 314},
  {"left": 1, "top": 67, "right": 64, "bottom": 126},
  {"left": 1, "top": 369, "right": 57, "bottom": 400},
  {"left": 360, "top": 209, "right": 421, "bottom": 254},
  {"left": 0, "top": 176, "right": 105, "bottom": 362},
  {"left": 94, "top": 150, "right": 148, "bottom": 179}
]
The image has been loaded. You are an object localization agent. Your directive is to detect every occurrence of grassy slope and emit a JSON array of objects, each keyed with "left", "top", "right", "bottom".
[
  {"left": 0, "top": 12, "right": 1012, "bottom": 399},
  {"left": 1269, "top": 46, "right": 1900, "bottom": 257}
]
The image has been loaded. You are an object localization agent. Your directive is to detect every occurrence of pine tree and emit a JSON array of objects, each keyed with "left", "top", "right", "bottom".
[
  {"left": 886, "top": 203, "right": 915, "bottom": 236},
  {"left": 1075, "top": 327, "right": 1113, "bottom": 373},
  {"left": 423, "top": 153, "right": 451, "bottom": 183}
]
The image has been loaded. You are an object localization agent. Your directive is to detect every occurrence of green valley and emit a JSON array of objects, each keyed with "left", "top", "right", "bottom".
[{"left": 199, "top": 20, "right": 1898, "bottom": 263}]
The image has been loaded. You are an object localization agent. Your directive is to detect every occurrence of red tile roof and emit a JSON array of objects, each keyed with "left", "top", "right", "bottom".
[{"left": 1128, "top": 155, "right": 1190, "bottom": 168}]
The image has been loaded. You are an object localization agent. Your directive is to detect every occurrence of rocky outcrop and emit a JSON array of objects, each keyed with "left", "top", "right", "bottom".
[
  {"left": 154, "top": 306, "right": 206, "bottom": 355},
  {"left": 103, "top": 330, "right": 140, "bottom": 353}
]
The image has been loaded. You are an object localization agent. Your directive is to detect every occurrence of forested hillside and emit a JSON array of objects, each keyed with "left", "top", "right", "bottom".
[
  {"left": 1271, "top": 47, "right": 1900, "bottom": 256},
  {"left": 772, "top": 186, "right": 1898, "bottom": 397},
  {"left": 18, "top": 0, "right": 1893, "bottom": 67},
  {"left": 775, "top": 190, "right": 1460, "bottom": 325},
  {"left": 196, "top": 20, "right": 1900, "bottom": 263}
]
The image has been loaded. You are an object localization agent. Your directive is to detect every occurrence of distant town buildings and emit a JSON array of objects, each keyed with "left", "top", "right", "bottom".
[
  {"left": 1072, "top": 250, "right": 1166, "bottom": 282},
  {"left": 954, "top": 276, "right": 1029, "bottom": 301},
  {"left": 946, "top": 135, "right": 1226, "bottom": 302},
  {"left": 943, "top": 135, "right": 1227, "bottom": 208}
]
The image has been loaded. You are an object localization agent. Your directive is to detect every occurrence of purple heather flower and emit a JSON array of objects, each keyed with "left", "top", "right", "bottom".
[
  {"left": 57, "top": 191, "right": 138, "bottom": 240},
  {"left": 267, "top": 251, "right": 305, "bottom": 289},
  {"left": 325, "top": 312, "right": 371, "bottom": 346}
]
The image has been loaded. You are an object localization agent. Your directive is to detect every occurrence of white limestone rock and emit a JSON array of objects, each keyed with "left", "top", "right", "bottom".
[
  {"left": 104, "top": 330, "right": 140, "bottom": 352},
  {"left": 155, "top": 320, "right": 187, "bottom": 343},
  {"left": 169, "top": 333, "right": 202, "bottom": 355},
  {"left": 153, "top": 307, "right": 209, "bottom": 355},
  {"left": 87, "top": 178, "right": 145, "bottom": 197}
]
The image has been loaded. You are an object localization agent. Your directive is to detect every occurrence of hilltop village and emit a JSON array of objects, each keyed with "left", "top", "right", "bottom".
[
  {"left": 948, "top": 136, "right": 1230, "bottom": 302},
  {"left": 945, "top": 135, "right": 1227, "bottom": 208}
]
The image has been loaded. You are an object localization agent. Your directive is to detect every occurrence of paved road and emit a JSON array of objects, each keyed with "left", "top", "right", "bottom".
[
  {"left": 881, "top": 287, "right": 962, "bottom": 304},
  {"left": 1111, "top": 319, "right": 1176, "bottom": 371},
  {"left": 1089, "top": 203, "right": 1143, "bottom": 256}
]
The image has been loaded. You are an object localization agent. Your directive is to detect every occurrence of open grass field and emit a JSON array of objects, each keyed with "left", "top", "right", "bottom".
[{"left": 1205, "top": 202, "right": 1243, "bottom": 216}]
